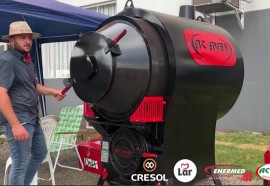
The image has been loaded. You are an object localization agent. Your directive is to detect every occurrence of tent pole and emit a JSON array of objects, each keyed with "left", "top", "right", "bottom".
[{"left": 34, "top": 40, "right": 47, "bottom": 117}]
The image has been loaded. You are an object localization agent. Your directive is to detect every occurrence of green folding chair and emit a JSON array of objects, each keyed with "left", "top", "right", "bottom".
[{"left": 50, "top": 106, "right": 85, "bottom": 171}]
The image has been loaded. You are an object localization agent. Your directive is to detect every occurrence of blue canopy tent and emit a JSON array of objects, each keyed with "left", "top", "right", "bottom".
[{"left": 0, "top": 0, "right": 109, "bottom": 115}]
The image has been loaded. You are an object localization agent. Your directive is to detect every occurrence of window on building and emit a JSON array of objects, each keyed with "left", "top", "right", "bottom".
[
  {"left": 41, "top": 41, "right": 76, "bottom": 79},
  {"left": 85, "top": 1, "right": 117, "bottom": 16},
  {"left": 0, "top": 43, "right": 8, "bottom": 53}
]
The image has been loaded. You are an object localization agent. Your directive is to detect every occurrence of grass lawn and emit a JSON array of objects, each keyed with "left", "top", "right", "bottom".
[{"left": 215, "top": 131, "right": 270, "bottom": 180}]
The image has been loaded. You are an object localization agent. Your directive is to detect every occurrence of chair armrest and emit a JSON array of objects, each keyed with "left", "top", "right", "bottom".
[{"left": 55, "top": 129, "right": 95, "bottom": 135}]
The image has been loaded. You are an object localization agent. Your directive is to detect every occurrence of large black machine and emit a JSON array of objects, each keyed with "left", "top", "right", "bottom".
[{"left": 64, "top": 1, "right": 244, "bottom": 185}]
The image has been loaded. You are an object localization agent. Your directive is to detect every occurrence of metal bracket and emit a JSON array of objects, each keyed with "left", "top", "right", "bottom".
[
  {"left": 225, "top": 1, "right": 245, "bottom": 30},
  {"left": 124, "top": 0, "right": 134, "bottom": 9},
  {"left": 196, "top": 0, "right": 251, "bottom": 30},
  {"left": 202, "top": 13, "right": 216, "bottom": 25}
]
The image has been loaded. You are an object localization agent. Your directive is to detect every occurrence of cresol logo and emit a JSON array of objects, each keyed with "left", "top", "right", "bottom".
[
  {"left": 256, "top": 164, "right": 270, "bottom": 180},
  {"left": 184, "top": 29, "right": 236, "bottom": 66}
]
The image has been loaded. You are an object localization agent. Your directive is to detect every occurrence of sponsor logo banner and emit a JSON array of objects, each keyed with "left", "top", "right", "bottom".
[
  {"left": 256, "top": 164, "right": 270, "bottom": 180},
  {"left": 174, "top": 159, "right": 197, "bottom": 183},
  {"left": 131, "top": 158, "right": 168, "bottom": 182},
  {"left": 204, "top": 164, "right": 252, "bottom": 182}
]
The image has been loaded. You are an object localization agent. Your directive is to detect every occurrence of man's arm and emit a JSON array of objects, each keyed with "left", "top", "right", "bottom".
[
  {"left": 36, "top": 83, "right": 65, "bottom": 101},
  {"left": 0, "top": 87, "right": 29, "bottom": 141}
]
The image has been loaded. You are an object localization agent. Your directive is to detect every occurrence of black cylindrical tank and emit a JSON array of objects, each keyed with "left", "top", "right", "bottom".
[
  {"left": 70, "top": 7, "right": 244, "bottom": 185},
  {"left": 71, "top": 16, "right": 169, "bottom": 122},
  {"left": 71, "top": 8, "right": 243, "bottom": 121}
]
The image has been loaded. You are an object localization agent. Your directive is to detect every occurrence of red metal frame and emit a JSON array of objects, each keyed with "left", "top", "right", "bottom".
[
  {"left": 83, "top": 102, "right": 95, "bottom": 118},
  {"left": 264, "top": 143, "right": 270, "bottom": 184},
  {"left": 130, "top": 96, "right": 165, "bottom": 123},
  {"left": 78, "top": 137, "right": 102, "bottom": 175}
]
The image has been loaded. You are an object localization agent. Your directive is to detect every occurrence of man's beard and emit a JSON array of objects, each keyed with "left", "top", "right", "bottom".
[{"left": 14, "top": 43, "right": 31, "bottom": 54}]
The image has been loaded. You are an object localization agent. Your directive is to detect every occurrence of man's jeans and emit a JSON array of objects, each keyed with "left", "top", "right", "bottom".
[{"left": 2, "top": 122, "right": 47, "bottom": 185}]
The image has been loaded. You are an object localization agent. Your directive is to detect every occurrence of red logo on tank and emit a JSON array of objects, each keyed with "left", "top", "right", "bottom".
[
  {"left": 184, "top": 29, "right": 236, "bottom": 66},
  {"left": 114, "top": 146, "right": 132, "bottom": 158}
]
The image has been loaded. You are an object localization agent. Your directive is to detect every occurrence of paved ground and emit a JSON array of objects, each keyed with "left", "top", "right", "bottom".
[
  {"left": 0, "top": 140, "right": 100, "bottom": 185},
  {"left": 0, "top": 139, "right": 263, "bottom": 185}
]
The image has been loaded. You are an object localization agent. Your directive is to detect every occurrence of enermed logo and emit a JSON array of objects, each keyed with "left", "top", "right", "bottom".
[
  {"left": 204, "top": 164, "right": 252, "bottom": 182},
  {"left": 174, "top": 159, "right": 197, "bottom": 183}
]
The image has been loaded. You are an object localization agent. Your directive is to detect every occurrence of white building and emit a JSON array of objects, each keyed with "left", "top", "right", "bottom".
[
  {"left": 48, "top": 0, "right": 269, "bottom": 80},
  {"left": 57, "top": 0, "right": 270, "bottom": 15}
]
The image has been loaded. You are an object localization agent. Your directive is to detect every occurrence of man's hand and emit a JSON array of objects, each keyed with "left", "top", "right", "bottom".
[
  {"left": 36, "top": 84, "right": 66, "bottom": 101},
  {"left": 12, "top": 124, "right": 29, "bottom": 141},
  {"left": 53, "top": 90, "right": 66, "bottom": 101},
  {"left": 0, "top": 87, "right": 27, "bottom": 139}
]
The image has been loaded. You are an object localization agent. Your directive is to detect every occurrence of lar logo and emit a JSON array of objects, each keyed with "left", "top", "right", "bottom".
[
  {"left": 143, "top": 158, "right": 157, "bottom": 172},
  {"left": 256, "top": 164, "right": 270, "bottom": 180},
  {"left": 174, "top": 159, "right": 197, "bottom": 183}
]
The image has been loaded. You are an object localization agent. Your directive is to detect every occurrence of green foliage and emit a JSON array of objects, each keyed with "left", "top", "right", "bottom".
[
  {"left": 216, "top": 132, "right": 270, "bottom": 145},
  {"left": 215, "top": 132, "right": 270, "bottom": 180}
]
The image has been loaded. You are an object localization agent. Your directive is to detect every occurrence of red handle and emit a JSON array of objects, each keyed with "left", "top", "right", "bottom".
[
  {"left": 112, "top": 29, "right": 127, "bottom": 45},
  {"left": 61, "top": 87, "right": 70, "bottom": 95}
]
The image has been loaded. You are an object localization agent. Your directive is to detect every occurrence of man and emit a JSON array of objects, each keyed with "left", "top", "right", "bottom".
[{"left": 0, "top": 21, "right": 65, "bottom": 185}]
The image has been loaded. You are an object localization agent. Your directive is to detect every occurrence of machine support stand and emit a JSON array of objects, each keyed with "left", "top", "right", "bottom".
[{"left": 97, "top": 169, "right": 108, "bottom": 185}]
